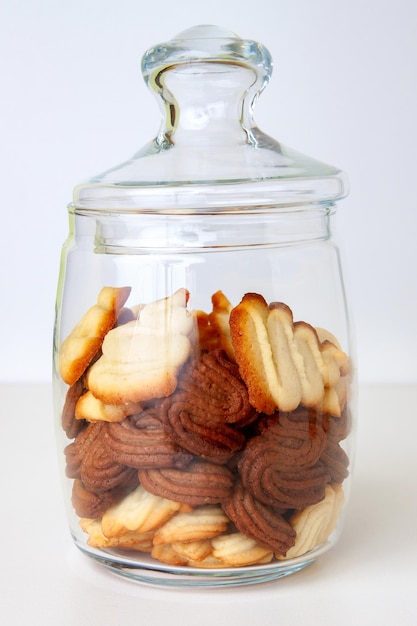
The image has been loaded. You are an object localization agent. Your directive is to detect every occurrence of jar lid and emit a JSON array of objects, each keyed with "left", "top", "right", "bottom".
[{"left": 73, "top": 25, "right": 348, "bottom": 213}]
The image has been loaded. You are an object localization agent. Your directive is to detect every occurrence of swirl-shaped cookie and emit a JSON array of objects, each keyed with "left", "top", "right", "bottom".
[
  {"left": 103, "top": 408, "right": 192, "bottom": 470},
  {"left": 249, "top": 409, "right": 327, "bottom": 473},
  {"left": 138, "top": 459, "right": 234, "bottom": 506},
  {"left": 159, "top": 392, "right": 246, "bottom": 464},
  {"left": 65, "top": 422, "right": 138, "bottom": 494},
  {"left": 240, "top": 454, "right": 330, "bottom": 511},
  {"left": 179, "top": 350, "right": 256, "bottom": 427},
  {"left": 61, "top": 377, "right": 87, "bottom": 439},
  {"left": 65, "top": 421, "right": 101, "bottom": 479},
  {"left": 321, "top": 440, "right": 350, "bottom": 483},
  {"left": 238, "top": 407, "right": 331, "bottom": 510},
  {"left": 222, "top": 481, "right": 296, "bottom": 556},
  {"left": 71, "top": 478, "right": 128, "bottom": 519},
  {"left": 158, "top": 350, "right": 253, "bottom": 463}
]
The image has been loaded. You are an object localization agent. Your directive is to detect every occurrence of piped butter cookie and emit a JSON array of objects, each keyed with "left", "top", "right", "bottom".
[{"left": 59, "top": 286, "right": 131, "bottom": 385}]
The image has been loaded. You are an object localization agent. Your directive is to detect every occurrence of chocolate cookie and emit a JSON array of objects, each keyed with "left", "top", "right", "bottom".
[
  {"left": 222, "top": 481, "right": 296, "bottom": 556},
  {"left": 103, "top": 409, "right": 192, "bottom": 469},
  {"left": 138, "top": 459, "right": 234, "bottom": 506},
  {"left": 65, "top": 422, "right": 138, "bottom": 494},
  {"left": 158, "top": 351, "right": 253, "bottom": 464}
]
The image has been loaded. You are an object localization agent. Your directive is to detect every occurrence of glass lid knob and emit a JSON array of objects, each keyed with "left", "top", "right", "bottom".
[{"left": 141, "top": 24, "right": 273, "bottom": 148}]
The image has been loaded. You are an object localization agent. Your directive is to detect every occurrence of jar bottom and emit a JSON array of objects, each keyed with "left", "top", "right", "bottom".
[{"left": 73, "top": 536, "right": 333, "bottom": 588}]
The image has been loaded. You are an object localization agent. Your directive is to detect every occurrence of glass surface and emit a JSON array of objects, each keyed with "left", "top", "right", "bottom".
[
  {"left": 53, "top": 25, "right": 355, "bottom": 587},
  {"left": 73, "top": 25, "right": 348, "bottom": 211}
]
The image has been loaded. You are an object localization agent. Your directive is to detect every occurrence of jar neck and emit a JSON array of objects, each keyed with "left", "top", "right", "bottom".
[{"left": 69, "top": 205, "right": 334, "bottom": 254}]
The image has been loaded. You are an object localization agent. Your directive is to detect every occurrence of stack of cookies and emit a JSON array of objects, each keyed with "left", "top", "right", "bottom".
[{"left": 58, "top": 287, "right": 351, "bottom": 568}]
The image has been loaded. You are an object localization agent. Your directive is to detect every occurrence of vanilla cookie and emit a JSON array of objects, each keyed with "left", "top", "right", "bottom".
[
  {"left": 277, "top": 483, "right": 345, "bottom": 560},
  {"left": 80, "top": 518, "right": 155, "bottom": 552},
  {"left": 61, "top": 378, "right": 86, "bottom": 438},
  {"left": 186, "top": 555, "right": 226, "bottom": 569},
  {"left": 229, "top": 293, "right": 350, "bottom": 414},
  {"left": 58, "top": 287, "right": 130, "bottom": 385},
  {"left": 86, "top": 289, "right": 195, "bottom": 404},
  {"left": 151, "top": 543, "right": 189, "bottom": 566},
  {"left": 229, "top": 295, "right": 301, "bottom": 413},
  {"left": 153, "top": 505, "right": 229, "bottom": 546},
  {"left": 212, "top": 533, "right": 273, "bottom": 567},
  {"left": 209, "top": 290, "right": 235, "bottom": 361},
  {"left": 319, "top": 340, "right": 351, "bottom": 387},
  {"left": 319, "top": 375, "right": 350, "bottom": 417},
  {"left": 194, "top": 310, "right": 221, "bottom": 352},
  {"left": 59, "top": 286, "right": 131, "bottom": 386},
  {"left": 171, "top": 539, "right": 213, "bottom": 563},
  {"left": 75, "top": 390, "right": 142, "bottom": 423},
  {"left": 101, "top": 484, "right": 184, "bottom": 538},
  {"left": 293, "top": 321, "right": 327, "bottom": 407}
]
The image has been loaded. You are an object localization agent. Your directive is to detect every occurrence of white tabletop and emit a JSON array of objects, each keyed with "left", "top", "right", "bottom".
[{"left": 1, "top": 382, "right": 416, "bottom": 626}]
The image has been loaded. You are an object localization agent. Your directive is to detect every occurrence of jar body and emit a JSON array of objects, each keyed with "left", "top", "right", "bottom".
[{"left": 53, "top": 205, "right": 355, "bottom": 587}]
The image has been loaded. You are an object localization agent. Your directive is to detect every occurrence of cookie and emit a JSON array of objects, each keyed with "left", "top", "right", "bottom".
[
  {"left": 229, "top": 293, "right": 350, "bottom": 414},
  {"left": 65, "top": 421, "right": 138, "bottom": 495},
  {"left": 71, "top": 478, "right": 129, "bottom": 519},
  {"left": 209, "top": 290, "right": 235, "bottom": 361},
  {"left": 157, "top": 350, "right": 254, "bottom": 464},
  {"left": 194, "top": 310, "right": 221, "bottom": 352},
  {"left": 229, "top": 294, "right": 302, "bottom": 413},
  {"left": 103, "top": 409, "right": 192, "bottom": 469},
  {"left": 212, "top": 533, "right": 273, "bottom": 567},
  {"left": 320, "top": 441, "right": 350, "bottom": 483},
  {"left": 171, "top": 539, "right": 213, "bottom": 563},
  {"left": 277, "top": 483, "right": 345, "bottom": 559},
  {"left": 151, "top": 544, "right": 189, "bottom": 566},
  {"left": 59, "top": 286, "right": 131, "bottom": 385},
  {"left": 80, "top": 518, "right": 155, "bottom": 552},
  {"left": 222, "top": 481, "right": 296, "bottom": 556},
  {"left": 138, "top": 459, "right": 234, "bottom": 506},
  {"left": 86, "top": 289, "right": 195, "bottom": 404},
  {"left": 75, "top": 390, "right": 142, "bottom": 423},
  {"left": 61, "top": 378, "right": 87, "bottom": 438},
  {"left": 241, "top": 408, "right": 327, "bottom": 474},
  {"left": 153, "top": 505, "right": 229, "bottom": 545},
  {"left": 320, "top": 373, "right": 350, "bottom": 417},
  {"left": 178, "top": 349, "right": 256, "bottom": 426},
  {"left": 101, "top": 484, "right": 184, "bottom": 538},
  {"left": 239, "top": 452, "right": 331, "bottom": 511}
]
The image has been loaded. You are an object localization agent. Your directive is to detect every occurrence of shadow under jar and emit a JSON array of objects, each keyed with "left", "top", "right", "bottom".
[{"left": 53, "top": 25, "right": 355, "bottom": 588}]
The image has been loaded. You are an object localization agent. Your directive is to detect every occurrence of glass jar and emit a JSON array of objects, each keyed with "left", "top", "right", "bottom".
[{"left": 53, "top": 25, "right": 355, "bottom": 588}]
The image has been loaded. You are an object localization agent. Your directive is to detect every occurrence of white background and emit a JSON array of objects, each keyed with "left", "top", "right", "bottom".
[{"left": 1, "top": 0, "right": 416, "bottom": 384}]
